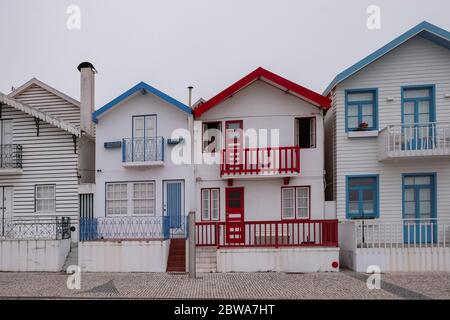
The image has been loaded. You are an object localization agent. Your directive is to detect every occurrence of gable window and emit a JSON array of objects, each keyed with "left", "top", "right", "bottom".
[
  {"left": 346, "top": 175, "right": 379, "bottom": 219},
  {"left": 345, "top": 89, "right": 378, "bottom": 131},
  {"left": 201, "top": 188, "right": 220, "bottom": 221},
  {"left": 295, "top": 117, "right": 316, "bottom": 148},
  {"left": 202, "top": 122, "right": 222, "bottom": 153},
  {"left": 35, "top": 184, "right": 56, "bottom": 212},
  {"left": 281, "top": 186, "right": 310, "bottom": 219}
]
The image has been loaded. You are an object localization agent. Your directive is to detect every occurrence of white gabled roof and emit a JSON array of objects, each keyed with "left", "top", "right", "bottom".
[
  {"left": 8, "top": 77, "right": 81, "bottom": 107},
  {"left": 0, "top": 92, "right": 81, "bottom": 137}
]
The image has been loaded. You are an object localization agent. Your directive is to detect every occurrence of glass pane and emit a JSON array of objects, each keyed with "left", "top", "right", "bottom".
[
  {"left": 418, "top": 101, "right": 430, "bottom": 114},
  {"left": 349, "top": 201, "right": 359, "bottom": 213},
  {"left": 348, "top": 190, "right": 359, "bottom": 201},
  {"left": 347, "top": 117, "right": 359, "bottom": 129},
  {"left": 349, "top": 177, "right": 376, "bottom": 188},
  {"left": 403, "top": 115, "right": 415, "bottom": 125},
  {"left": 403, "top": 88, "right": 431, "bottom": 99},
  {"left": 403, "top": 102, "right": 414, "bottom": 114},
  {"left": 419, "top": 188, "right": 430, "bottom": 201},
  {"left": 362, "top": 189, "right": 374, "bottom": 201},
  {"left": 404, "top": 189, "right": 415, "bottom": 201},
  {"left": 347, "top": 91, "right": 374, "bottom": 102},
  {"left": 404, "top": 177, "right": 414, "bottom": 185},
  {"left": 347, "top": 105, "right": 358, "bottom": 116},
  {"left": 420, "top": 201, "right": 431, "bottom": 215},
  {"left": 414, "top": 176, "right": 431, "bottom": 185},
  {"left": 404, "top": 202, "right": 415, "bottom": 215},
  {"left": 361, "top": 104, "right": 373, "bottom": 116},
  {"left": 418, "top": 113, "right": 430, "bottom": 124},
  {"left": 361, "top": 115, "right": 373, "bottom": 127},
  {"left": 228, "top": 199, "right": 241, "bottom": 208},
  {"left": 362, "top": 200, "right": 374, "bottom": 213}
]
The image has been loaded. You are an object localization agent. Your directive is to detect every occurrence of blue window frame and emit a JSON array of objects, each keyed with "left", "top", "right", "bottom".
[
  {"left": 401, "top": 85, "right": 435, "bottom": 125},
  {"left": 346, "top": 175, "right": 379, "bottom": 219},
  {"left": 345, "top": 89, "right": 378, "bottom": 132}
]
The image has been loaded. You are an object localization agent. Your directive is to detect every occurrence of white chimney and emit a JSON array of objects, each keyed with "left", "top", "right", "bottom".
[{"left": 77, "top": 62, "right": 96, "bottom": 136}]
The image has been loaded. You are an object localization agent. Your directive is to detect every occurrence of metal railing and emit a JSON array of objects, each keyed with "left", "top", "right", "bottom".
[
  {"left": 348, "top": 218, "right": 450, "bottom": 249},
  {"left": 0, "top": 144, "right": 22, "bottom": 169},
  {"left": 378, "top": 122, "right": 450, "bottom": 159},
  {"left": 196, "top": 219, "right": 338, "bottom": 248},
  {"left": 220, "top": 146, "right": 300, "bottom": 176},
  {"left": 0, "top": 217, "right": 71, "bottom": 240},
  {"left": 122, "top": 137, "right": 164, "bottom": 163}
]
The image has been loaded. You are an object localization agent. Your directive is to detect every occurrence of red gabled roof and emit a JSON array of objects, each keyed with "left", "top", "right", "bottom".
[{"left": 193, "top": 67, "right": 331, "bottom": 117}]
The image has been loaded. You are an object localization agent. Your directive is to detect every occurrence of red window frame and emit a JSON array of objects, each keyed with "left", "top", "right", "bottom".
[
  {"left": 280, "top": 186, "right": 311, "bottom": 220},
  {"left": 201, "top": 188, "right": 221, "bottom": 221}
]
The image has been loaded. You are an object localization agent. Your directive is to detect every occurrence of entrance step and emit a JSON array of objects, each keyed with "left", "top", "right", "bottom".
[
  {"left": 196, "top": 247, "right": 217, "bottom": 273},
  {"left": 61, "top": 242, "right": 78, "bottom": 272},
  {"left": 167, "top": 239, "right": 186, "bottom": 272}
]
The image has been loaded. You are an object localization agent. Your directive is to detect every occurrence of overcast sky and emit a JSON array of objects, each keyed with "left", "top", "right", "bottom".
[{"left": 1, "top": 0, "right": 449, "bottom": 109}]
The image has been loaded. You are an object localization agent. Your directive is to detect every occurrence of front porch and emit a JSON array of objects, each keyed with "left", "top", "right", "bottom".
[
  {"left": 195, "top": 219, "right": 339, "bottom": 272},
  {"left": 339, "top": 219, "right": 450, "bottom": 272}
]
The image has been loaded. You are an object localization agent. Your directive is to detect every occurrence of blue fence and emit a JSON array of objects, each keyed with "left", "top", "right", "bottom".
[{"left": 80, "top": 216, "right": 187, "bottom": 241}]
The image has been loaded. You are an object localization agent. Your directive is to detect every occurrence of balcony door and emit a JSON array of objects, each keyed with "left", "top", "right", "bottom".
[
  {"left": 225, "top": 187, "right": 244, "bottom": 244},
  {"left": 0, "top": 120, "right": 13, "bottom": 168},
  {"left": 402, "top": 174, "right": 437, "bottom": 244},
  {"left": 224, "top": 120, "right": 243, "bottom": 173},
  {"left": 0, "top": 186, "right": 13, "bottom": 237},
  {"left": 401, "top": 87, "right": 435, "bottom": 151},
  {"left": 132, "top": 115, "right": 156, "bottom": 161}
]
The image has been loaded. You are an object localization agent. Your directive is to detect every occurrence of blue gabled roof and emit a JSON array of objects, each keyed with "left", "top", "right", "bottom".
[
  {"left": 92, "top": 81, "right": 191, "bottom": 122},
  {"left": 323, "top": 21, "right": 450, "bottom": 95}
]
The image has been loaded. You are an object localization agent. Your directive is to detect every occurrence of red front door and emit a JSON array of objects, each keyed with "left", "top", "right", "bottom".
[
  {"left": 225, "top": 187, "right": 245, "bottom": 244},
  {"left": 224, "top": 120, "right": 243, "bottom": 173}
]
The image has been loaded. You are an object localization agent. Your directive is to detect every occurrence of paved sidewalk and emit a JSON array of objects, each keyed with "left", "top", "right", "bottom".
[{"left": 0, "top": 271, "right": 449, "bottom": 299}]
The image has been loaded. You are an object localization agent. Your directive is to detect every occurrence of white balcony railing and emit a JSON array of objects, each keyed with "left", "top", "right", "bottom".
[
  {"left": 341, "top": 218, "right": 450, "bottom": 250},
  {"left": 378, "top": 122, "right": 450, "bottom": 161}
]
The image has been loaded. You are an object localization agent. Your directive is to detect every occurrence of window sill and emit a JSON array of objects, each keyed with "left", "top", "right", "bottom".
[{"left": 347, "top": 130, "right": 379, "bottom": 138}]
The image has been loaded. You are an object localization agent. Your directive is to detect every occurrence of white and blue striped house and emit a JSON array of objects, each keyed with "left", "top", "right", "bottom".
[
  {"left": 324, "top": 21, "right": 450, "bottom": 272},
  {"left": 79, "top": 81, "right": 194, "bottom": 272}
]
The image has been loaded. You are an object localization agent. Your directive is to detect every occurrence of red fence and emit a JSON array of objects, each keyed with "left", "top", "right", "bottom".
[
  {"left": 195, "top": 219, "right": 338, "bottom": 248},
  {"left": 220, "top": 146, "right": 300, "bottom": 176}
]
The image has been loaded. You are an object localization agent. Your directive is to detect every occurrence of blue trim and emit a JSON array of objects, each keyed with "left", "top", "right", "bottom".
[
  {"left": 344, "top": 88, "right": 378, "bottom": 132},
  {"left": 401, "top": 85, "right": 436, "bottom": 124},
  {"left": 92, "top": 82, "right": 192, "bottom": 122},
  {"left": 345, "top": 174, "right": 380, "bottom": 219},
  {"left": 401, "top": 172, "right": 437, "bottom": 220},
  {"left": 324, "top": 21, "right": 450, "bottom": 95}
]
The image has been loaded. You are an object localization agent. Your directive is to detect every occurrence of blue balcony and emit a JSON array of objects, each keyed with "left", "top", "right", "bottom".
[{"left": 122, "top": 137, "right": 164, "bottom": 167}]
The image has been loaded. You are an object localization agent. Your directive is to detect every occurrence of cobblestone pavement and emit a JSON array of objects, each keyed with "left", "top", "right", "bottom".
[{"left": 0, "top": 271, "right": 449, "bottom": 299}]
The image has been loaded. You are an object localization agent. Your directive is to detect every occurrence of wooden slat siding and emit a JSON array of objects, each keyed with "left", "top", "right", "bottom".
[
  {"left": 331, "top": 36, "right": 450, "bottom": 220},
  {"left": 0, "top": 103, "right": 79, "bottom": 222},
  {"left": 13, "top": 84, "right": 80, "bottom": 127}
]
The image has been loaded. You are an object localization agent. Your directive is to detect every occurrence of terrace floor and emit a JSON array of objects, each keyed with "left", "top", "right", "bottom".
[{"left": 0, "top": 270, "right": 449, "bottom": 299}]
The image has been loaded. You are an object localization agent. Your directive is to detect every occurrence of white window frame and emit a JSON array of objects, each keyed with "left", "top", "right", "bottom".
[
  {"left": 106, "top": 181, "right": 155, "bottom": 216},
  {"left": 35, "top": 184, "right": 56, "bottom": 213},
  {"left": 281, "top": 186, "right": 310, "bottom": 219},
  {"left": 201, "top": 188, "right": 220, "bottom": 221},
  {"left": 132, "top": 182, "right": 155, "bottom": 215}
]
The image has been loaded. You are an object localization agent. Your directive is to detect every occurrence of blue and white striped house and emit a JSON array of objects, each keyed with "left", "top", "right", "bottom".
[{"left": 324, "top": 21, "right": 450, "bottom": 272}]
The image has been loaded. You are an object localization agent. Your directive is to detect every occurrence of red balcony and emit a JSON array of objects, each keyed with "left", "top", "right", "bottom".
[
  {"left": 195, "top": 219, "right": 338, "bottom": 248},
  {"left": 220, "top": 146, "right": 300, "bottom": 176}
]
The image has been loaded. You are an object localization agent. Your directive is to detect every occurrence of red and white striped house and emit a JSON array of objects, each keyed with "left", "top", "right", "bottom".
[{"left": 193, "top": 67, "right": 339, "bottom": 272}]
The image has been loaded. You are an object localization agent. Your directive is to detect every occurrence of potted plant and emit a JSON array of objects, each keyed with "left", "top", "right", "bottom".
[{"left": 354, "top": 122, "right": 369, "bottom": 131}]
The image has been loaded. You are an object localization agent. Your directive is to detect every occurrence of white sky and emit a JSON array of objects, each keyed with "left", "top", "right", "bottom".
[{"left": 1, "top": 0, "right": 449, "bottom": 109}]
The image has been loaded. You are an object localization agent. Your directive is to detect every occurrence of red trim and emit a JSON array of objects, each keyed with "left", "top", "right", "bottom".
[
  {"left": 193, "top": 67, "right": 331, "bottom": 117},
  {"left": 195, "top": 219, "right": 338, "bottom": 248},
  {"left": 200, "top": 188, "right": 220, "bottom": 221},
  {"left": 280, "top": 186, "right": 311, "bottom": 220},
  {"left": 225, "top": 187, "right": 245, "bottom": 244}
]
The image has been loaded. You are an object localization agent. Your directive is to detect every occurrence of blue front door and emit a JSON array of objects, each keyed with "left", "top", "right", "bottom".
[
  {"left": 401, "top": 87, "right": 434, "bottom": 151},
  {"left": 164, "top": 181, "right": 183, "bottom": 229},
  {"left": 402, "top": 174, "right": 437, "bottom": 244}
]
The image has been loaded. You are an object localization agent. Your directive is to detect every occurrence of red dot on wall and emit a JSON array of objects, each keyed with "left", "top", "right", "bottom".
[{"left": 331, "top": 261, "right": 339, "bottom": 269}]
